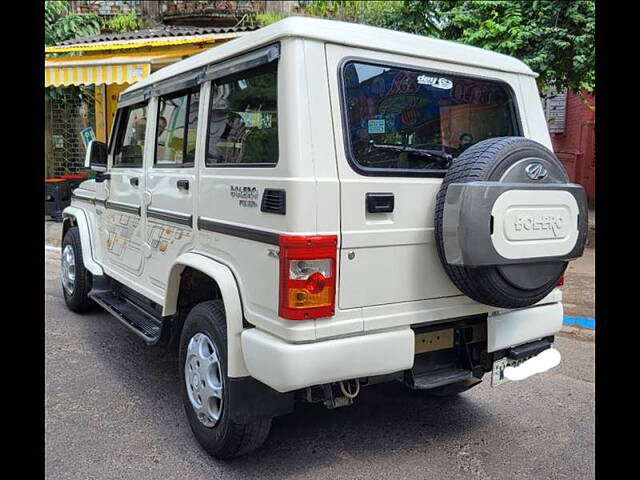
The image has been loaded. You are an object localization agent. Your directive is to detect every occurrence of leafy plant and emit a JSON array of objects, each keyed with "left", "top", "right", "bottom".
[
  {"left": 249, "top": 10, "right": 287, "bottom": 27},
  {"left": 420, "top": 1, "right": 595, "bottom": 96},
  {"left": 45, "top": 0, "right": 101, "bottom": 46},
  {"left": 103, "top": 11, "right": 146, "bottom": 33},
  {"left": 45, "top": 1, "right": 102, "bottom": 103},
  {"left": 295, "top": 0, "right": 595, "bottom": 97}
]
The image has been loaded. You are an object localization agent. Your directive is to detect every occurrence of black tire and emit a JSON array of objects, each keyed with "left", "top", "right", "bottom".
[
  {"left": 434, "top": 137, "right": 570, "bottom": 308},
  {"left": 179, "top": 300, "right": 272, "bottom": 459},
  {"left": 61, "top": 226, "right": 95, "bottom": 312}
]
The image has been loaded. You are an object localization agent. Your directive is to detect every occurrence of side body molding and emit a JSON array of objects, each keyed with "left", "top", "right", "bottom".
[
  {"left": 62, "top": 206, "right": 104, "bottom": 276},
  {"left": 165, "top": 252, "right": 249, "bottom": 378}
]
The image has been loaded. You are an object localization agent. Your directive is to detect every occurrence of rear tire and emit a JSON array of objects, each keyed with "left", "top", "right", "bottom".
[
  {"left": 179, "top": 300, "right": 272, "bottom": 459},
  {"left": 61, "top": 226, "right": 95, "bottom": 312}
]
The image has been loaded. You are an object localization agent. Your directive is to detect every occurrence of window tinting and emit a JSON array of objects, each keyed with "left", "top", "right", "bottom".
[
  {"left": 155, "top": 89, "right": 199, "bottom": 166},
  {"left": 113, "top": 103, "right": 147, "bottom": 168},
  {"left": 206, "top": 62, "right": 278, "bottom": 166},
  {"left": 341, "top": 62, "right": 521, "bottom": 174}
]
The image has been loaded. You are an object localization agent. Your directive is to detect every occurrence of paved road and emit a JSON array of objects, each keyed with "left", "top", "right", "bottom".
[{"left": 45, "top": 251, "right": 594, "bottom": 480}]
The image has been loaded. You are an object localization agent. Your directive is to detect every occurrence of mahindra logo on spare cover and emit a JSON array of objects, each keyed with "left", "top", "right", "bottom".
[{"left": 524, "top": 162, "right": 548, "bottom": 180}]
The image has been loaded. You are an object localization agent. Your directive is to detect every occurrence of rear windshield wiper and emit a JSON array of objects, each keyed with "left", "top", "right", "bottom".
[{"left": 371, "top": 143, "right": 453, "bottom": 163}]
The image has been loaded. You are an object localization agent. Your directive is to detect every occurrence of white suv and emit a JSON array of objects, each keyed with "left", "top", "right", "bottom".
[{"left": 61, "top": 17, "right": 588, "bottom": 458}]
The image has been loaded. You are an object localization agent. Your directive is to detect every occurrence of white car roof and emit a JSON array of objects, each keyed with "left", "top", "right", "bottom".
[{"left": 124, "top": 16, "right": 535, "bottom": 95}]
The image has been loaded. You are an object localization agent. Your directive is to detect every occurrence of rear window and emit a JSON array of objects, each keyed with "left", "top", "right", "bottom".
[{"left": 341, "top": 61, "right": 522, "bottom": 176}]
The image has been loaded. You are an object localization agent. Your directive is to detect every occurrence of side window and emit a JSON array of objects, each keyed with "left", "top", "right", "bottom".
[
  {"left": 205, "top": 61, "right": 278, "bottom": 167},
  {"left": 155, "top": 88, "right": 200, "bottom": 167},
  {"left": 113, "top": 102, "right": 148, "bottom": 168}
]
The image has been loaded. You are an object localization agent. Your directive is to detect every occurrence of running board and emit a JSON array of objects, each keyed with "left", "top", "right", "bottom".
[
  {"left": 89, "top": 280, "right": 163, "bottom": 345},
  {"left": 409, "top": 368, "right": 472, "bottom": 390}
]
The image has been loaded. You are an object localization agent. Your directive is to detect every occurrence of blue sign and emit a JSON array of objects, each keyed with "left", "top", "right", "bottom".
[{"left": 80, "top": 127, "right": 95, "bottom": 148}]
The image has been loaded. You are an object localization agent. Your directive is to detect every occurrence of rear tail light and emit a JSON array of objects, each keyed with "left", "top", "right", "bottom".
[
  {"left": 278, "top": 235, "right": 337, "bottom": 320},
  {"left": 556, "top": 274, "right": 565, "bottom": 286}
]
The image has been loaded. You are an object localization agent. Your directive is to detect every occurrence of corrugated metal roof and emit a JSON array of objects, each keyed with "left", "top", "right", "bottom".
[{"left": 57, "top": 25, "right": 259, "bottom": 46}]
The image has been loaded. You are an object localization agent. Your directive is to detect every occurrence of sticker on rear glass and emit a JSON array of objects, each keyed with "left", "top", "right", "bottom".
[
  {"left": 368, "top": 119, "right": 386, "bottom": 134},
  {"left": 417, "top": 75, "right": 453, "bottom": 89}
]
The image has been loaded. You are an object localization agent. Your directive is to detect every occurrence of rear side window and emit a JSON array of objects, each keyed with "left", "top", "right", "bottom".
[
  {"left": 205, "top": 61, "right": 278, "bottom": 167},
  {"left": 155, "top": 88, "right": 200, "bottom": 167},
  {"left": 341, "top": 61, "right": 522, "bottom": 176},
  {"left": 113, "top": 102, "right": 148, "bottom": 168}
]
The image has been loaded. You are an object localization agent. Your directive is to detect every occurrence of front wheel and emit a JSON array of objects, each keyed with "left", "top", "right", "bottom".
[
  {"left": 61, "top": 226, "right": 95, "bottom": 312},
  {"left": 179, "top": 300, "right": 272, "bottom": 459}
]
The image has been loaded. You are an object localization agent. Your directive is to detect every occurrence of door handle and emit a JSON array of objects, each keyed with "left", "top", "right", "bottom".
[
  {"left": 366, "top": 193, "right": 394, "bottom": 213},
  {"left": 130, "top": 177, "right": 139, "bottom": 187},
  {"left": 177, "top": 179, "right": 189, "bottom": 191}
]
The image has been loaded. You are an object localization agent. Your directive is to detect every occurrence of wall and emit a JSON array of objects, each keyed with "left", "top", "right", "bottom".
[{"left": 549, "top": 91, "right": 595, "bottom": 206}]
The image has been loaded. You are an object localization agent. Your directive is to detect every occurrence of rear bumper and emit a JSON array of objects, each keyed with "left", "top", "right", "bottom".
[
  {"left": 487, "top": 302, "right": 563, "bottom": 352},
  {"left": 241, "top": 301, "right": 564, "bottom": 393},
  {"left": 241, "top": 327, "right": 415, "bottom": 393}
]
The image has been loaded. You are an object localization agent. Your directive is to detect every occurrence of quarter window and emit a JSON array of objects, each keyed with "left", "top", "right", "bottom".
[
  {"left": 155, "top": 89, "right": 200, "bottom": 166},
  {"left": 113, "top": 102, "right": 148, "bottom": 168},
  {"left": 205, "top": 61, "right": 278, "bottom": 166}
]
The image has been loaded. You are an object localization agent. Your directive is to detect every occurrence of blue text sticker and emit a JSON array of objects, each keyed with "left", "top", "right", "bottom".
[{"left": 368, "top": 119, "right": 386, "bottom": 134}]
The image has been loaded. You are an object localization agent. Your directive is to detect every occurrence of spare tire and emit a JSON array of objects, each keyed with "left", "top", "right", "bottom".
[{"left": 434, "top": 137, "right": 588, "bottom": 309}]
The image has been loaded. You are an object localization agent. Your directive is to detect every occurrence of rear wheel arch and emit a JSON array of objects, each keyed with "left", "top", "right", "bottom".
[{"left": 165, "top": 253, "right": 249, "bottom": 378}]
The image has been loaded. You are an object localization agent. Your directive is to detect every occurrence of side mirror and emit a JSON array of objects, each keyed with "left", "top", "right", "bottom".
[{"left": 84, "top": 140, "right": 108, "bottom": 172}]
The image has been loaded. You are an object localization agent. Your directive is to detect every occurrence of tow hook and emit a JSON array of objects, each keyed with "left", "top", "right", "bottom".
[{"left": 304, "top": 379, "right": 361, "bottom": 409}]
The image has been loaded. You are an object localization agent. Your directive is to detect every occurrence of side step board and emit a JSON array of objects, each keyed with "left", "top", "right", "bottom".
[
  {"left": 410, "top": 368, "right": 472, "bottom": 390},
  {"left": 89, "top": 277, "right": 164, "bottom": 345}
]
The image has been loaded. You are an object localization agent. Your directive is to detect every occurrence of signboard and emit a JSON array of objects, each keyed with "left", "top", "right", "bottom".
[
  {"left": 80, "top": 127, "right": 96, "bottom": 149},
  {"left": 544, "top": 91, "right": 567, "bottom": 134}
]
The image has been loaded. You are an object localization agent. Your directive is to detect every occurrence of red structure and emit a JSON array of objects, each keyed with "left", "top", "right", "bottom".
[{"left": 549, "top": 91, "right": 595, "bottom": 206}]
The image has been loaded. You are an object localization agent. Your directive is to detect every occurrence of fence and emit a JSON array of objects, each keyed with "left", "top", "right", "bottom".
[{"left": 46, "top": 87, "right": 96, "bottom": 178}]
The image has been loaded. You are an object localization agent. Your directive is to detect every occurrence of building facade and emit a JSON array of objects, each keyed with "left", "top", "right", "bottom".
[{"left": 545, "top": 91, "right": 596, "bottom": 206}]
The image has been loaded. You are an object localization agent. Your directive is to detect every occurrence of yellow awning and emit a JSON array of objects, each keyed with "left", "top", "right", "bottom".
[{"left": 45, "top": 61, "right": 151, "bottom": 87}]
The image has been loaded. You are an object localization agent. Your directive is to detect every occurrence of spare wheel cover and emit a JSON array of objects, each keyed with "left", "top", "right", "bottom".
[{"left": 434, "top": 136, "right": 588, "bottom": 309}]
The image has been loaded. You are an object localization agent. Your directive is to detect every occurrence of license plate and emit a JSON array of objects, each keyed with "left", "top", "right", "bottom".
[
  {"left": 491, "top": 356, "right": 532, "bottom": 387},
  {"left": 491, "top": 347, "right": 560, "bottom": 387}
]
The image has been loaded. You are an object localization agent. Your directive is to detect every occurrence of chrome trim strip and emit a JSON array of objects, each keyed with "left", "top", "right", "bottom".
[
  {"left": 147, "top": 207, "right": 193, "bottom": 227},
  {"left": 197, "top": 217, "right": 280, "bottom": 245},
  {"left": 106, "top": 201, "right": 140, "bottom": 216}
]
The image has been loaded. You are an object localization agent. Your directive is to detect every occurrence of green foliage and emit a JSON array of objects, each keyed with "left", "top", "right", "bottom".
[
  {"left": 45, "top": 1, "right": 102, "bottom": 103},
  {"left": 422, "top": 1, "right": 595, "bottom": 96},
  {"left": 45, "top": 0, "right": 101, "bottom": 46},
  {"left": 298, "top": 0, "right": 594, "bottom": 96},
  {"left": 250, "top": 10, "right": 287, "bottom": 27},
  {"left": 303, "top": 0, "right": 403, "bottom": 24},
  {"left": 103, "top": 11, "right": 146, "bottom": 33},
  {"left": 407, "top": 0, "right": 594, "bottom": 95}
]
